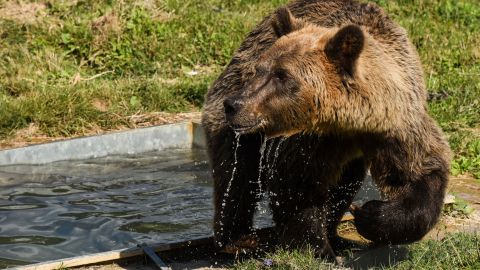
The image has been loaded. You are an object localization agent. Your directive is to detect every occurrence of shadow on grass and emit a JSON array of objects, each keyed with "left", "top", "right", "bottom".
[{"left": 344, "top": 245, "right": 408, "bottom": 269}]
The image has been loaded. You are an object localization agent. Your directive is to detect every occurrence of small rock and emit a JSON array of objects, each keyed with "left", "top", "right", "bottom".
[{"left": 444, "top": 194, "right": 455, "bottom": 204}]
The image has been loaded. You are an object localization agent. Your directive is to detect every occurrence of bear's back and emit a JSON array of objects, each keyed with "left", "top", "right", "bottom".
[{"left": 236, "top": 0, "right": 407, "bottom": 54}]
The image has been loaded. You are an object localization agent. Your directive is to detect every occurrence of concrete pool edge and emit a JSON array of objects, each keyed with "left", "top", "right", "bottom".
[{"left": 0, "top": 122, "right": 206, "bottom": 166}]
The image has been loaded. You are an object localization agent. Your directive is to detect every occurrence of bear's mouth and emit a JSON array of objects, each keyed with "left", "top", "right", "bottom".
[{"left": 230, "top": 121, "right": 262, "bottom": 134}]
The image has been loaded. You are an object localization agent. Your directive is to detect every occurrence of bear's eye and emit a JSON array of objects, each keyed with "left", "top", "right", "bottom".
[{"left": 273, "top": 69, "right": 288, "bottom": 81}]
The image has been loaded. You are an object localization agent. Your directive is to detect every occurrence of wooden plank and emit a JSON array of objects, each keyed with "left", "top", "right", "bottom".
[
  {"left": 13, "top": 237, "right": 213, "bottom": 270},
  {"left": 14, "top": 247, "right": 148, "bottom": 270}
]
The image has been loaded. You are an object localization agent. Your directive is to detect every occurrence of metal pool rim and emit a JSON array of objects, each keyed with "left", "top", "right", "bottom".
[{"left": 0, "top": 122, "right": 206, "bottom": 166}]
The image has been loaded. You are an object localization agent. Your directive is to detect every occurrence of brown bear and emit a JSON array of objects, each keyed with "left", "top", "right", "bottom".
[{"left": 201, "top": 0, "right": 451, "bottom": 255}]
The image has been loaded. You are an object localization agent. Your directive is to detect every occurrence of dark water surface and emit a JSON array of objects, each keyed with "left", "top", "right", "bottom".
[{"left": 0, "top": 148, "right": 270, "bottom": 267}]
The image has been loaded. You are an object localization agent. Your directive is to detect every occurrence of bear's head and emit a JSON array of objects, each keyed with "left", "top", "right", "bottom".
[{"left": 223, "top": 7, "right": 366, "bottom": 138}]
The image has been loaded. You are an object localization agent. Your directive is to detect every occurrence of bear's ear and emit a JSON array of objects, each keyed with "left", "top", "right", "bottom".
[
  {"left": 324, "top": 25, "right": 365, "bottom": 77},
  {"left": 271, "top": 7, "right": 303, "bottom": 37}
]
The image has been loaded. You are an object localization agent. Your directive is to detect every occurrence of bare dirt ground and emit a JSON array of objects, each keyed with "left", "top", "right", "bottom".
[
  {"left": 0, "top": 1, "right": 46, "bottom": 24},
  {"left": 439, "top": 176, "right": 480, "bottom": 235}
]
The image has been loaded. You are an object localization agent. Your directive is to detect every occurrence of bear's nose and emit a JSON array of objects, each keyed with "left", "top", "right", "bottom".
[{"left": 223, "top": 98, "right": 241, "bottom": 118}]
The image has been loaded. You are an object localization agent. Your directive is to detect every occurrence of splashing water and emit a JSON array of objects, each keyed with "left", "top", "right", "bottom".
[
  {"left": 253, "top": 135, "right": 272, "bottom": 218},
  {"left": 218, "top": 133, "right": 241, "bottom": 239},
  {"left": 256, "top": 136, "right": 268, "bottom": 199},
  {"left": 263, "top": 138, "right": 287, "bottom": 206},
  {"left": 268, "top": 137, "right": 286, "bottom": 182},
  {"left": 264, "top": 139, "right": 275, "bottom": 167},
  {"left": 224, "top": 133, "right": 241, "bottom": 200}
]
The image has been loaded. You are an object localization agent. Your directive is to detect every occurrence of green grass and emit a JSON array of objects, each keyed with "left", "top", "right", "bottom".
[
  {"left": 0, "top": 0, "right": 284, "bottom": 137},
  {"left": 233, "top": 233, "right": 480, "bottom": 269},
  {"left": 233, "top": 247, "right": 335, "bottom": 270},
  {"left": 390, "top": 233, "right": 480, "bottom": 270},
  {"left": 0, "top": 0, "right": 479, "bottom": 177}
]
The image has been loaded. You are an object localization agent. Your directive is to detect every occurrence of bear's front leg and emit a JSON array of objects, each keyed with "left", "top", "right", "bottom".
[
  {"left": 272, "top": 183, "right": 336, "bottom": 259},
  {"left": 352, "top": 172, "right": 448, "bottom": 245},
  {"left": 208, "top": 129, "right": 264, "bottom": 248},
  {"left": 277, "top": 205, "right": 336, "bottom": 258},
  {"left": 353, "top": 134, "right": 450, "bottom": 245}
]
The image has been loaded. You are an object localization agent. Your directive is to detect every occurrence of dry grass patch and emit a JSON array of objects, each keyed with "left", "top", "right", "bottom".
[{"left": 0, "top": 1, "right": 46, "bottom": 24}]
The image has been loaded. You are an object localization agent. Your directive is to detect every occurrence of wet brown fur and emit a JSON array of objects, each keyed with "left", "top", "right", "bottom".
[{"left": 202, "top": 0, "right": 451, "bottom": 254}]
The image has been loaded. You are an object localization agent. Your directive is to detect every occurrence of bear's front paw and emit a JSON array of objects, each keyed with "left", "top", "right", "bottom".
[
  {"left": 220, "top": 234, "right": 259, "bottom": 254},
  {"left": 306, "top": 238, "right": 342, "bottom": 264},
  {"left": 279, "top": 233, "right": 336, "bottom": 259},
  {"left": 351, "top": 200, "right": 391, "bottom": 243},
  {"left": 351, "top": 200, "right": 386, "bottom": 223}
]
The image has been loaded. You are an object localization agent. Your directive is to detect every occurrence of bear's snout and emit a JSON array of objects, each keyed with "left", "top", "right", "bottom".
[
  {"left": 223, "top": 98, "right": 243, "bottom": 119},
  {"left": 223, "top": 97, "right": 263, "bottom": 134}
]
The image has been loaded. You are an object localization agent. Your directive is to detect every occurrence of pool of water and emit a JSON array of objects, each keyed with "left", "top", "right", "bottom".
[{"left": 0, "top": 148, "right": 272, "bottom": 268}]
